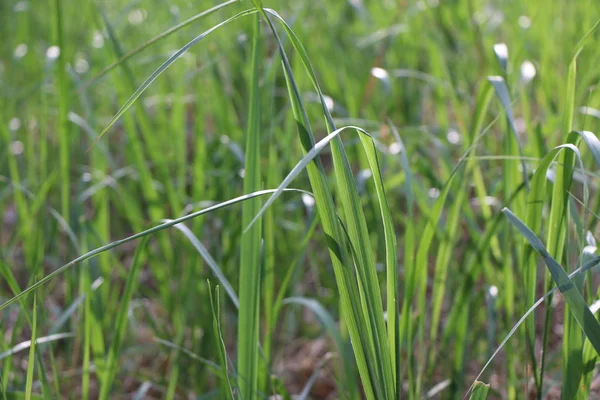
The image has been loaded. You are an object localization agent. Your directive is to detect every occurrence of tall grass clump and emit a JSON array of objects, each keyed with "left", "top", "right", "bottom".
[{"left": 2, "top": 0, "right": 600, "bottom": 399}]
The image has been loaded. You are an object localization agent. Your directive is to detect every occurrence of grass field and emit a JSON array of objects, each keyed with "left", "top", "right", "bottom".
[{"left": 2, "top": 0, "right": 600, "bottom": 398}]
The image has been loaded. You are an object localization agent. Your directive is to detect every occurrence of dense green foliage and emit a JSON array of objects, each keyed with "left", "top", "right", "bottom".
[{"left": 2, "top": 0, "right": 600, "bottom": 398}]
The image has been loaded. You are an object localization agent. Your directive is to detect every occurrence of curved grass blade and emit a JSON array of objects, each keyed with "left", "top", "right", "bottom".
[
  {"left": 520, "top": 141, "right": 585, "bottom": 393},
  {"left": 166, "top": 222, "right": 238, "bottom": 308},
  {"left": 261, "top": 15, "right": 376, "bottom": 399},
  {"left": 573, "top": 18, "right": 600, "bottom": 55},
  {"left": 465, "top": 255, "right": 600, "bottom": 398},
  {"left": 82, "top": 0, "right": 238, "bottom": 89},
  {"left": 244, "top": 125, "right": 365, "bottom": 231},
  {"left": 87, "top": 8, "right": 258, "bottom": 151},
  {"left": 243, "top": 121, "right": 398, "bottom": 390},
  {"left": 465, "top": 131, "right": 600, "bottom": 396},
  {"left": 296, "top": 360, "right": 328, "bottom": 400},
  {"left": 282, "top": 297, "right": 348, "bottom": 365},
  {"left": 0, "top": 189, "right": 305, "bottom": 311},
  {"left": 504, "top": 208, "right": 600, "bottom": 354},
  {"left": 0, "top": 333, "right": 75, "bottom": 361},
  {"left": 469, "top": 381, "right": 490, "bottom": 400},
  {"left": 284, "top": 296, "right": 357, "bottom": 398}
]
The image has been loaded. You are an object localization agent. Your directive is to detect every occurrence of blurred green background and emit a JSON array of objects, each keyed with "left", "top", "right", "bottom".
[{"left": 2, "top": 0, "right": 600, "bottom": 398}]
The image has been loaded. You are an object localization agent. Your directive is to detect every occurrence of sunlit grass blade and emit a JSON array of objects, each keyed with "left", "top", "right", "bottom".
[
  {"left": 243, "top": 122, "right": 397, "bottom": 397},
  {"left": 0, "top": 333, "right": 75, "bottom": 361},
  {"left": 519, "top": 141, "right": 585, "bottom": 394},
  {"left": 7, "top": 0, "right": 600, "bottom": 397},
  {"left": 573, "top": 18, "right": 600, "bottom": 54},
  {"left": 493, "top": 43, "right": 508, "bottom": 73}
]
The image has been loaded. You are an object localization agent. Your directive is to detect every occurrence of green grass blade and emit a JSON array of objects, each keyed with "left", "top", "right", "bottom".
[
  {"left": 243, "top": 122, "right": 398, "bottom": 396},
  {"left": 269, "top": 18, "right": 377, "bottom": 400},
  {"left": 554, "top": 51, "right": 580, "bottom": 399},
  {"left": 88, "top": 8, "right": 257, "bottom": 150},
  {"left": 154, "top": 338, "right": 224, "bottom": 374},
  {"left": 469, "top": 381, "right": 490, "bottom": 400},
  {"left": 167, "top": 221, "right": 239, "bottom": 308},
  {"left": 208, "top": 285, "right": 235, "bottom": 400},
  {"left": 487, "top": 76, "right": 529, "bottom": 189},
  {"left": 357, "top": 133, "right": 398, "bottom": 387},
  {"left": 573, "top": 18, "right": 600, "bottom": 54},
  {"left": 80, "top": 233, "right": 91, "bottom": 400},
  {"left": 237, "top": 12, "right": 262, "bottom": 400},
  {"left": 52, "top": 0, "right": 70, "bottom": 225},
  {"left": 245, "top": 126, "right": 364, "bottom": 231},
  {"left": 503, "top": 208, "right": 600, "bottom": 355},
  {"left": 467, "top": 255, "right": 600, "bottom": 395},
  {"left": 24, "top": 293, "right": 36, "bottom": 400},
  {"left": 99, "top": 237, "right": 149, "bottom": 399},
  {"left": 0, "top": 189, "right": 299, "bottom": 314},
  {"left": 270, "top": 214, "right": 319, "bottom": 324},
  {"left": 282, "top": 297, "right": 348, "bottom": 368},
  {"left": 82, "top": 0, "right": 238, "bottom": 89}
]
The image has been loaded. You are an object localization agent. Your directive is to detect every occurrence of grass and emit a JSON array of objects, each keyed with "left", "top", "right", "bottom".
[{"left": 2, "top": 0, "right": 600, "bottom": 398}]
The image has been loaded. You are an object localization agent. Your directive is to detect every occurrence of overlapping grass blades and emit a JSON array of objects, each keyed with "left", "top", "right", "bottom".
[
  {"left": 467, "top": 125, "right": 600, "bottom": 397},
  {"left": 468, "top": 381, "right": 490, "bottom": 400},
  {"left": 88, "top": 6, "right": 259, "bottom": 150},
  {"left": 208, "top": 284, "right": 235, "bottom": 400},
  {"left": 98, "top": 238, "right": 148, "bottom": 399},
  {"left": 5, "top": 1, "right": 600, "bottom": 398},
  {"left": 249, "top": 5, "right": 398, "bottom": 397},
  {"left": 82, "top": 0, "right": 238, "bottom": 89},
  {"left": 504, "top": 208, "right": 600, "bottom": 353},
  {"left": 237, "top": 12, "right": 263, "bottom": 400},
  {"left": 0, "top": 189, "right": 302, "bottom": 312}
]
